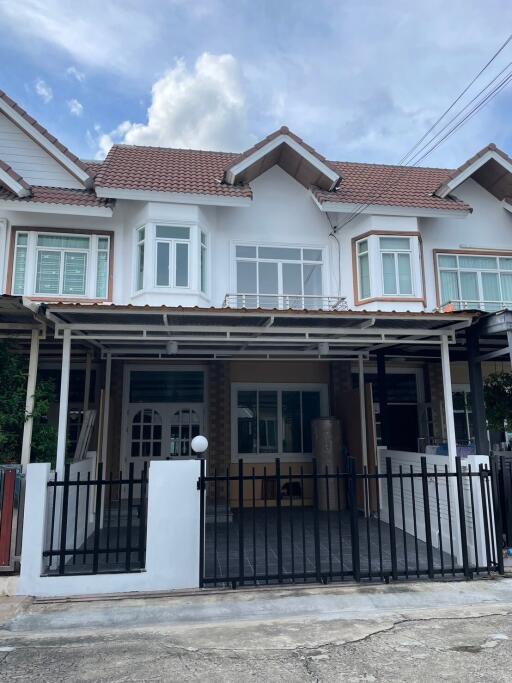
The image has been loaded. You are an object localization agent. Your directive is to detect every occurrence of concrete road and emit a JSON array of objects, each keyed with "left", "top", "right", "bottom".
[{"left": 1, "top": 578, "right": 512, "bottom": 681}]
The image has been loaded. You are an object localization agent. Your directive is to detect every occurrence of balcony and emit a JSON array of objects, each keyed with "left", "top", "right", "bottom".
[
  {"left": 440, "top": 299, "right": 512, "bottom": 313},
  {"left": 223, "top": 293, "right": 348, "bottom": 311}
]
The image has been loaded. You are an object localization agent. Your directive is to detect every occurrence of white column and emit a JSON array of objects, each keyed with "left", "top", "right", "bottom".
[
  {"left": 100, "top": 352, "right": 112, "bottom": 466},
  {"left": 20, "top": 328, "right": 40, "bottom": 467},
  {"left": 55, "top": 329, "right": 71, "bottom": 479},
  {"left": 441, "top": 335, "right": 457, "bottom": 472}
]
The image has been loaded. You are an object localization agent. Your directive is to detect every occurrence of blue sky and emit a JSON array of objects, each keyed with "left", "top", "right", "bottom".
[{"left": 0, "top": 0, "right": 511, "bottom": 166}]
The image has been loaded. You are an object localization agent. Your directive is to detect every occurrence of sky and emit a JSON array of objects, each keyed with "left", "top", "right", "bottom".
[{"left": 0, "top": 0, "right": 511, "bottom": 167}]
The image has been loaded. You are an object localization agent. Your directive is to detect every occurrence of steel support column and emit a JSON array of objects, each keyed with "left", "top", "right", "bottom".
[{"left": 20, "top": 328, "right": 40, "bottom": 467}]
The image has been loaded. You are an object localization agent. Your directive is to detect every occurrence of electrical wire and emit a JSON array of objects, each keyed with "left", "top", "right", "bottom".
[{"left": 332, "top": 33, "right": 512, "bottom": 233}]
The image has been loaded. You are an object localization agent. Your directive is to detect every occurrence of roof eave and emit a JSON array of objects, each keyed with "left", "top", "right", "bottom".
[
  {"left": 312, "top": 194, "right": 471, "bottom": 219},
  {"left": 94, "top": 186, "right": 252, "bottom": 206}
]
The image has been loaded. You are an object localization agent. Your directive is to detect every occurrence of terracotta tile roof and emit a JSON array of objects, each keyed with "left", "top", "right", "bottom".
[
  {"left": 81, "top": 160, "right": 103, "bottom": 179},
  {"left": 0, "top": 185, "right": 113, "bottom": 209},
  {"left": 0, "top": 159, "right": 31, "bottom": 195},
  {"left": 313, "top": 161, "right": 470, "bottom": 212},
  {"left": 95, "top": 143, "right": 468, "bottom": 211},
  {"left": 95, "top": 145, "right": 252, "bottom": 198},
  {"left": 0, "top": 90, "right": 92, "bottom": 182}
]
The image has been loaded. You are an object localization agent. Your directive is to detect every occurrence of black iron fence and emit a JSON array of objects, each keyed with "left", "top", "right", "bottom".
[
  {"left": 199, "top": 457, "right": 504, "bottom": 588},
  {"left": 43, "top": 462, "right": 148, "bottom": 576},
  {"left": 492, "top": 453, "right": 512, "bottom": 549}
]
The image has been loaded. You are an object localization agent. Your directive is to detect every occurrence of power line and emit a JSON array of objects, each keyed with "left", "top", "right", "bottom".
[{"left": 333, "top": 33, "right": 512, "bottom": 233}]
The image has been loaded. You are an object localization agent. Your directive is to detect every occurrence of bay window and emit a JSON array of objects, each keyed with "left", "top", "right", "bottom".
[
  {"left": 437, "top": 252, "right": 512, "bottom": 311},
  {"left": 136, "top": 227, "right": 145, "bottom": 291},
  {"left": 234, "top": 384, "right": 326, "bottom": 459},
  {"left": 12, "top": 230, "right": 111, "bottom": 299},
  {"left": 355, "top": 233, "right": 421, "bottom": 302},
  {"left": 234, "top": 245, "right": 323, "bottom": 308}
]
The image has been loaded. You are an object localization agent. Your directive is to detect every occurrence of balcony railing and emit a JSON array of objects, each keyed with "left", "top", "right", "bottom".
[
  {"left": 440, "top": 299, "right": 512, "bottom": 313},
  {"left": 223, "top": 293, "right": 348, "bottom": 311}
]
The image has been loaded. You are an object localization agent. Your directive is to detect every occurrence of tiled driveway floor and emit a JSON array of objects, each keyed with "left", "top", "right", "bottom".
[{"left": 203, "top": 507, "right": 456, "bottom": 585}]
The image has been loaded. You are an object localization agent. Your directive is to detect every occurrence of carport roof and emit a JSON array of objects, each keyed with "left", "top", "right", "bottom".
[{"left": 42, "top": 303, "right": 476, "bottom": 360}]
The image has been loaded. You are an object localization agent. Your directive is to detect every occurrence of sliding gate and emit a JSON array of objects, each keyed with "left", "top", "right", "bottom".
[{"left": 198, "top": 457, "right": 504, "bottom": 588}]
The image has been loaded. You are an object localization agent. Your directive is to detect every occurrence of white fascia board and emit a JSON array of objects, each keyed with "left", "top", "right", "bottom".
[
  {"left": 312, "top": 194, "right": 470, "bottom": 219},
  {"left": 436, "top": 149, "right": 512, "bottom": 198},
  {"left": 94, "top": 187, "right": 252, "bottom": 207},
  {"left": 0, "top": 168, "right": 30, "bottom": 197},
  {"left": 0, "top": 199, "right": 113, "bottom": 217},
  {"left": 0, "top": 99, "right": 91, "bottom": 187},
  {"left": 225, "top": 134, "right": 340, "bottom": 189},
  {"left": 502, "top": 199, "right": 512, "bottom": 214}
]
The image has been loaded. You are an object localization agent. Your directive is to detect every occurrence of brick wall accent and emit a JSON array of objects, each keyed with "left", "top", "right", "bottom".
[
  {"left": 427, "top": 362, "right": 445, "bottom": 441},
  {"left": 106, "top": 360, "right": 123, "bottom": 476},
  {"left": 207, "top": 361, "right": 231, "bottom": 475},
  {"left": 329, "top": 360, "right": 352, "bottom": 422}
]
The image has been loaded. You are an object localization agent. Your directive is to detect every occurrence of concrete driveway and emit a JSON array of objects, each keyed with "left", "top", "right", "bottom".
[{"left": 1, "top": 578, "right": 512, "bottom": 681}]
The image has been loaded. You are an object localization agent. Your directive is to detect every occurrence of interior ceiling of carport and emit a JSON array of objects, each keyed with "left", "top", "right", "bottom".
[{"left": 42, "top": 304, "right": 477, "bottom": 361}]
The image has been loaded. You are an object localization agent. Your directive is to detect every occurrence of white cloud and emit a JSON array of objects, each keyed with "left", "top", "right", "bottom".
[
  {"left": 67, "top": 98, "right": 83, "bottom": 116},
  {"left": 34, "top": 78, "right": 53, "bottom": 103},
  {"left": 95, "top": 53, "right": 254, "bottom": 158},
  {"left": 66, "top": 66, "right": 85, "bottom": 82}
]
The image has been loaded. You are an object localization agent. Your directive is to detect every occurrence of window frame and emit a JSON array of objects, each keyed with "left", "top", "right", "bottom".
[
  {"left": 379, "top": 236, "right": 413, "bottom": 296},
  {"left": 353, "top": 232, "right": 422, "bottom": 304},
  {"left": 436, "top": 250, "right": 512, "bottom": 311},
  {"left": 154, "top": 225, "right": 191, "bottom": 289},
  {"left": 10, "top": 227, "right": 112, "bottom": 300},
  {"left": 232, "top": 242, "right": 325, "bottom": 308},
  {"left": 231, "top": 382, "right": 328, "bottom": 462}
]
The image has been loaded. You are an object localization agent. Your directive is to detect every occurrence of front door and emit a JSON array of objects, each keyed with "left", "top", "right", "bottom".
[{"left": 124, "top": 403, "right": 205, "bottom": 481}]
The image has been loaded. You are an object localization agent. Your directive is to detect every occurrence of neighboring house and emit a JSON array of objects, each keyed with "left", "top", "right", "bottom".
[{"left": 1, "top": 87, "right": 512, "bottom": 489}]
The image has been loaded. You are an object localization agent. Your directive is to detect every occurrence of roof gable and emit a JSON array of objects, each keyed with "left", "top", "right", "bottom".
[
  {"left": 436, "top": 144, "right": 512, "bottom": 201},
  {"left": 0, "top": 90, "right": 92, "bottom": 189},
  {"left": 223, "top": 127, "right": 340, "bottom": 191},
  {"left": 0, "top": 158, "right": 31, "bottom": 197}
]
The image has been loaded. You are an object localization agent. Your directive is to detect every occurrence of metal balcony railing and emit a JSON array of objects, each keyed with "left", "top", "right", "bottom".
[
  {"left": 223, "top": 293, "right": 348, "bottom": 311},
  {"left": 440, "top": 299, "right": 512, "bottom": 313}
]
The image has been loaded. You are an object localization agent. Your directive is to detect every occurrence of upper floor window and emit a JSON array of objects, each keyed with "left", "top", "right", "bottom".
[
  {"left": 355, "top": 233, "right": 421, "bottom": 303},
  {"left": 155, "top": 225, "right": 190, "bottom": 288},
  {"left": 234, "top": 244, "right": 323, "bottom": 308},
  {"left": 12, "top": 230, "right": 111, "bottom": 299},
  {"left": 380, "top": 237, "right": 413, "bottom": 296},
  {"left": 437, "top": 252, "right": 512, "bottom": 311},
  {"left": 200, "top": 230, "right": 207, "bottom": 294},
  {"left": 136, "top": 227, "right": 145, "bottom": 291}
]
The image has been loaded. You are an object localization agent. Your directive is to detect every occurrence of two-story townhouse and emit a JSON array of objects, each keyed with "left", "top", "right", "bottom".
[{"left": 1, "top": 88, "right": 512, "bottom": 512}]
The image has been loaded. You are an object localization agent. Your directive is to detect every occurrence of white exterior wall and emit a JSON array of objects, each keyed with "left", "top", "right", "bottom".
[
  {"left": 421, "top": 178, "right": 512, "bottom": 310},
  {"left": 1, "top": 165, "right": 512, "bottom": 310},
  {"left": 0, "top": 113, "right": 83, "bottom": 189}
]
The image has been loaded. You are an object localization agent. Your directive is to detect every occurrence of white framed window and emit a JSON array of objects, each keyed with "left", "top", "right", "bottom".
[
  {"left": 200, "top": 230, "right": 207, "bottom": 294},
  {"left": 437, "top": 252, "right": 512, "bottom": 311},
  {"left": 232, "top": 383, "right": 328, "bottom": 461},
  {"left": 155, "top": 225, "right": 190, "bottom": 288},
  {"left": 380, "top": 237, "right": 413, "bottom": 296},
  {"left": 355, "top": 234, "right": 421, "bottom": 301},
  {"left": 234, "top": 244, "right": 323, "bottom": 308},
  {"left": 357, "top": 239, "right": 370, "bottom": 300},
  {"left": 12, "top": 230, "right": 111, "bottom": 299},
  {"left": 136, "top": 227, "right": 145, "bottom": 291}
]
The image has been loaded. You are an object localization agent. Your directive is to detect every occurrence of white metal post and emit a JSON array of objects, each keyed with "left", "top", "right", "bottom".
[
  {"left": 20, "top": 328, "right": 40, "bottom": 467},
  {"left": 55, "top": 328, "right": 71, "bottom": 479},
  {"left": 440, "top": 335, "right": 457, "bottom": 472}
]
